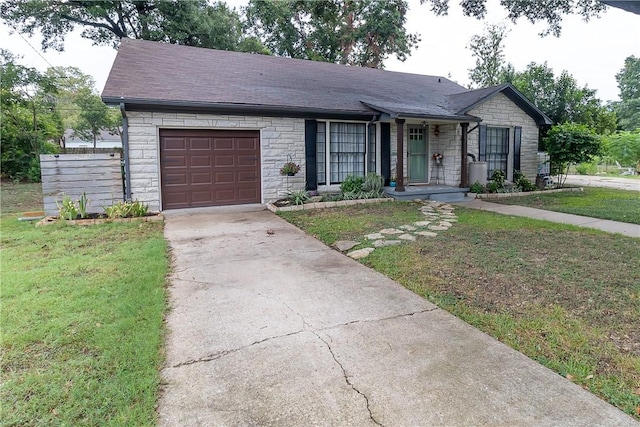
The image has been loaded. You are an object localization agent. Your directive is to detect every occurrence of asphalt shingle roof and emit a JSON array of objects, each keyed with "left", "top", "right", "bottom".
[{"left": 102, "top": 38, "right": 550, "bottom": 124}]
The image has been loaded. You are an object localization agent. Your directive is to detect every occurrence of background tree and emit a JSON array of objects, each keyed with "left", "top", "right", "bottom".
[
  {"left": 1, "top": 50, "right": 63, "bottom": 181},
  {"left": 544, "top": 123, "right": 602, "bottom": 186},
  {"left": 511, "top": 63, "right": 616, "bottom": 135},
  {"left": 603, "top": 130, "right": 640, "bottom": 170},
  {"left": 1, "top": 0, "right": 266, "bottom": 53},
  {"left": 72, "top": 88, "right": 119, "bottom": 149},
  {"left": 44, "top": 66, "right": 97, "bottom": 131},
  {"left": 244, "top": 0, "right": 418, "bottom": 68},
  {"left": 467, "top": 23, "right": 510, "bottom": 88},
  {"left": 421, "top": 0, "right": 615, "bottom": 36},
  {"left": 613, "top": 55, "right": 640, "bottom": 131}
]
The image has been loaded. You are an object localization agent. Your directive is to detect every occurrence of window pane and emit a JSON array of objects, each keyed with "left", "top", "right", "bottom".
[
  {"left": 316, "top": 122, "right": 326, "bottom": 185},
  {"left": 329, "top": 122, "right": 365, "bottom": 183},
  {"left": 484, "top": 127, "right": 509, "bottom": 178}
]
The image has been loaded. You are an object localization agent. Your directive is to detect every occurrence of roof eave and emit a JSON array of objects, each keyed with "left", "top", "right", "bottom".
[{"left": 102, "top": 97, "right": 380, "bottom": 120}]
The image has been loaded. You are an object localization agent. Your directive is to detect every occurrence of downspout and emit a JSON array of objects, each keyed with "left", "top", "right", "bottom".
[{"left": 119, "top": 102, "right": 132, "bottom": 201}]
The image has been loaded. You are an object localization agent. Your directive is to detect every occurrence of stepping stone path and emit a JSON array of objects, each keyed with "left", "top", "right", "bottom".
[{"left": 345, "top": 201, "right": 459, "bottom": 260}]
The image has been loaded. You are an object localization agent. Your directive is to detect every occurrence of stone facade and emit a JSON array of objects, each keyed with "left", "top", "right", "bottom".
[
  {"left": 467, "top": 92, "right": 539, "bottom": 182},
  {"left": 126, "top": 112, "right": 305, "bottom": 211}
]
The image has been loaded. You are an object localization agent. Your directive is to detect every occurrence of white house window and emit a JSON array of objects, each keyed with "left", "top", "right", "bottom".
[
  {"left": 485, "top": 127, "right": 509, "bottom": 178},
  {"left": 316, "top": 121, "right": 369, "bottom": 185}
]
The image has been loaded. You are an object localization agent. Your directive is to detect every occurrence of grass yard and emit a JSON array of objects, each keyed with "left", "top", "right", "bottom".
[
  {"left": 1, "top": 182, "right": 168, "bottom": 426},
  {"left": 280, "top": 202, "right": 640, "bottom": 419},
  {"left": 488, "top": 187, "right": 640, "bottom": 224}
]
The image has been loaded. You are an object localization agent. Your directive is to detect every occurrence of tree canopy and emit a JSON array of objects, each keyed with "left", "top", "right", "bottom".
[
  {"left": 244, "top": 0, "right": 419, "bottom": 68},
  {"left": 614, "top": 55, "right": 640, "bottom": 131},
  {"left": 1, "top": 51, "right": 63, "bottom": 181},
  {"left": 1, "top": 0, "right": 266, "bottom": 53},
  {"left": 467, "top": 23, "right": 509, "bottom": 88},
  {"left": 421, "top": 0, "right": 609, "bottom": 36}
]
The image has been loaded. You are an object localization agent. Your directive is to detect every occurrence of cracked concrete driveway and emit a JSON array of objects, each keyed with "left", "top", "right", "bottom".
[{"left": 160, "top": 206, "right": 638, "bottom": 426}]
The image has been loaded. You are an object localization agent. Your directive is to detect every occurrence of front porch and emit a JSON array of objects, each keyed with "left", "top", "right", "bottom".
[{"left": 384, "top": 184, "right": 470, "bottom": 202}]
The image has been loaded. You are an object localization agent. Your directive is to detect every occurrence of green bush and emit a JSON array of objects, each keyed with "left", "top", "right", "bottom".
[
  {"left": 286, "top": 189, "right": 309, "bottom": 205},
  {"left": 513, "top": 170, "right": 537, "bottom": 192},
  {"left": 361, "top": 173, "right": 384, "bottom": 195},
  {"left": 469, "top": 181, "right": 485, "bottom": 194},
  {"left": 340, "top": 175, "right": 364, "bottom": 194},
  {"left": 575, "top": 161, "right": 598, "bottom": 175}
]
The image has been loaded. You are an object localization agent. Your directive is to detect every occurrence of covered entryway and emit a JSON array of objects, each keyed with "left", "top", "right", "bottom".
[{"left": 159, "top": 129, "right": 260, "bottom": 209}]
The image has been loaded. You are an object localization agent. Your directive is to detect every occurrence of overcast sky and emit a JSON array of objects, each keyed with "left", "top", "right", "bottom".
[{"left": 1, "top": 0, "right": 638, "bottom": 102}]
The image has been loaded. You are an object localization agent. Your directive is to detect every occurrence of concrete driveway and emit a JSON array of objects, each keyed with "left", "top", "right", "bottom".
[
  {"left": 160, "top": 206, "right": 638, "bottom": 426},
  {"left": 564, "top": 174, "right": 640, "bottom": 191}
]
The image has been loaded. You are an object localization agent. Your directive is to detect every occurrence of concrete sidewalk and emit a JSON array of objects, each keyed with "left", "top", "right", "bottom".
[
  {"left": 159, "top": 206, "right": 638, "bottom": 426},
  {"left": 461, "top": 199, "right": 640, "bottom": 238}
]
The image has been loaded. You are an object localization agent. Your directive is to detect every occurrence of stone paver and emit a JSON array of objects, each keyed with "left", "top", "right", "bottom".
[
  {"left": 350, "top": 201, "right": 459, "bottom": 259},
  {"left": 348, "top": 247, "right": 375, "bottom": 259},
  {"left": 334, "top": 240, "right": 360, "bottom": 251}
]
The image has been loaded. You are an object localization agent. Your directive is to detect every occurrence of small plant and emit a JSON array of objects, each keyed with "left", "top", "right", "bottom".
[
  {"left": 77, "top": 192, "right": 90, "bottom": 219},
  {"left": 469, "top": 181, "right": 485, "bottom": 194},
  {"left": 490, "top": 169, "right": 506, "bottom": 188},
  {"left": 487, "top": 181, "right": 502, "bottom": 193},
  {"left": 362, "top": 173, "right": 384, "bottom": 196},
  {"left": 340, "top": 175, "right": 364, "bottom": 194},
  {"left": 575, "top": 161, "right": 598, "bottom": 175},
  {"left": 286, "top": 189, "right": 309, "bottom": 205},
  {"left": 280, "top": 161, "right": 301, "bottom": 176},
  {"left": 104, "top": 200, "right": 150, "bottom": 219},
  {"left": 320, "top": 192, "right": 344, "bottom": 202},
  {"left": 57, "top": 194, "right": 79, "bottom": 220},
  {"left": 513, "top": 170, "right": 537, "bottom": 192}
]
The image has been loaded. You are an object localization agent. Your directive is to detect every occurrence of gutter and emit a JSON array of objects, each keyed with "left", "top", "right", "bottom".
[{"left": 119, "top": 102, "right": 132, "bottom": 201}]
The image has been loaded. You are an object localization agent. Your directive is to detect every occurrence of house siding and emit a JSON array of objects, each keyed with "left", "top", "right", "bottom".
[
  {"left": 126, "top": 112, "right": 305, "bottom": 211},
  {"left": 467, "top": 93, "right": 539, "bottom": 181}
]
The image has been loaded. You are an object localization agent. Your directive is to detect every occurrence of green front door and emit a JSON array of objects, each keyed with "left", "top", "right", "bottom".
[{"left": 408, "top": 126, "right": 428, "bottom": 182}]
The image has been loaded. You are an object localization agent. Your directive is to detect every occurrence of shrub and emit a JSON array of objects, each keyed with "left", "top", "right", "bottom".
[
  {"left": 340, "top": 175, "right": 364, "bottom": 194},
  {"left": 575, "top": 161, "right": 598, "bottom": 175},
  {"left": 513, "top": 170, "right": 537, "bottom": 192},
  {"left": 286, "top": 189, "right": 309, "bottom": 205},
  {"left": 469, "top": 181, "right": 485, "bottom": 194},
  {"left": 104, "top": 200, "right": 149, "bottom": 219},
  {"left": 56, "top": 194, "right": 79, "bottom": 220},
  {"left": 361, "top": 173, "right": 384, "bottom": 196}
]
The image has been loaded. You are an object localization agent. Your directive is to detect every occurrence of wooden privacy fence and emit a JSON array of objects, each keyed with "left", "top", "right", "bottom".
[{"left": 40, "top": 153, "right": 124, "bottom": 216}]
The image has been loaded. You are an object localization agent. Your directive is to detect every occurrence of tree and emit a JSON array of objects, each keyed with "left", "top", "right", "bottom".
[
  {"left": 44, "top": 66, "right": 97, "bottom": 131},
  {"left": 243, "top": 0, "right": 419, "bottom": 68},
  {"left": 614, "top": 55, "right": 640, "bottom": 131},
  {"left": 1, "top": 50, "right": 63, "bottom": 181},
  {"left": 511, "top": 62, "right": 616, "bottom": 135},
  {"left": 467, "top": 23, "right": 510, "bottom": 88},
  {"left": 544, "top": 123, "right": 602, "bottom": 186},
  {"left": 603, "top": 130, "right": 640, "bottom": 169},
  {"left": 1, "top": 0, "right": 266, "bottom": 53},
  {"left": 421, "top": 0, "right": 611, "bottom": 36},
  {"left": 72, "top": 88, "right": 119, "bottom": 149}
]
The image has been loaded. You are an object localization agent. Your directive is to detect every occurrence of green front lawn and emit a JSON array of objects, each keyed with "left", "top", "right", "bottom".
[
  {"left": 280, "top": 202, "right": 640, "bottom": 419},
  {"left": 1, "top": 182, "right": 168, "bottom": 426},
  {"left": 488, "top": 187, "right": 640, "bottom": 224}
]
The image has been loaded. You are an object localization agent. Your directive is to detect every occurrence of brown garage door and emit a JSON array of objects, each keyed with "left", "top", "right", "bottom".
[{"left": 159, "top": 129, "right": 261, "bottom": 209}]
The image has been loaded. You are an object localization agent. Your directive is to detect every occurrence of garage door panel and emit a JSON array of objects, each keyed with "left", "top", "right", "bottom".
[
  {"left": 214, "top": 155, "right": 235, "bottom": 167},
  {"left": 190, "top": 155, "right": 211, "bottom": 167},
  {"left": 189, "top": 138, "right": 212, "bottom": 150},
  {"left": 191, "top": 172, "right": 212, "bottom": 184},
  {"left": 163, "top": 173, "right": 188, "bottom": 185},
  {"left": 163, "top": 137, "right": 187, "bottom": 150},
  {"left": 163, "top": 156, "right": 187, "bottom": 167},
  {"left": 160, "top": 129, "right": 261, "bottom": 209},
  {"left": 213, "top": 138, "right": 234, "bottom": 150}
]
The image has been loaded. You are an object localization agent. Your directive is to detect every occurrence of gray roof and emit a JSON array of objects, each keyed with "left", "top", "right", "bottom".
[{"left": 103, "top": 38, "right": 549, "bottom": 124}]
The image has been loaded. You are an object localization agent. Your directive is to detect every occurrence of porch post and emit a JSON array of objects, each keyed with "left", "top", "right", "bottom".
[
  {"left": 395, "top": 118, "right": 406, "bottom": 192},
  {"left": 460, "top": 122, "right": 469, "bottom": 188}
]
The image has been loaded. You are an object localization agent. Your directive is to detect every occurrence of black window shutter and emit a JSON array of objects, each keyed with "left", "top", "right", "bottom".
[
  {"left": 478, "top": 125, "right": 487, "bottom": 161},
  {"left": 513, "top": 126, "right": 522, "bottom": 172},
  {"left": 380, "top": 123, "right": 391, "bottom": 185},
  {"left": 305, "top": 120, "right": 318, "bottom": 190}
]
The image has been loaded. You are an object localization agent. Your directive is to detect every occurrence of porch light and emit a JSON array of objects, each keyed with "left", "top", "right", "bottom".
[{"left": 433, "top": 125, "right": 440, "bottom": 137}]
